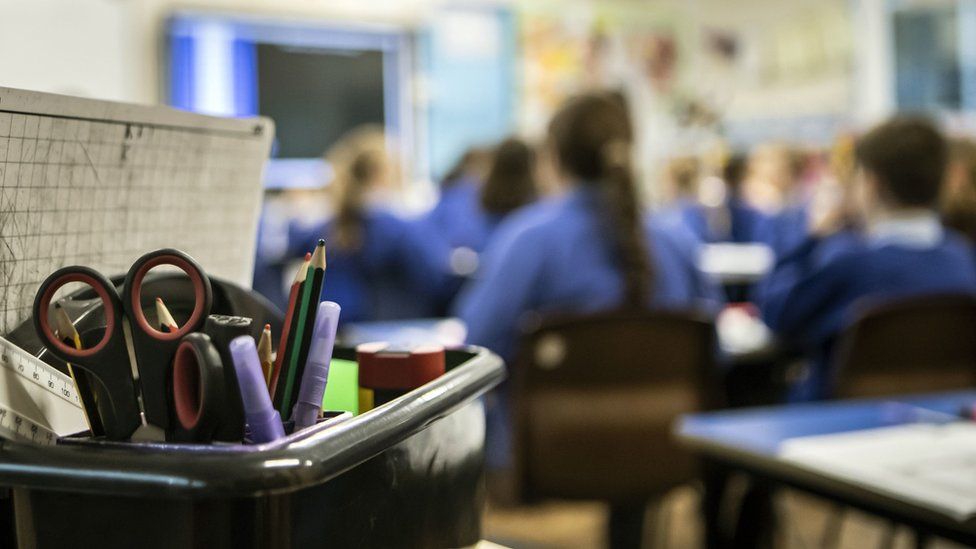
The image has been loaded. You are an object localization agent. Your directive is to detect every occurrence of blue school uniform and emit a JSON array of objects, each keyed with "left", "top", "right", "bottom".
[
  {"left": 456, "top": 188, "right": 722, "bottom": 362},
  {"left": 758, "top": 215, "right": 976, "bottom": 401},
  {"left": 727, "top": 198, "right": 769, "bottom": 243},
  {"left": 757, "top": 204, "right": 809, "bottom": 258},
  {"left": 422, "top": 176, "right": 494, "bottom": 253},
  {"left": 658, "top": 198, "right": 767, "bottom": 245},
  {"left": 292, "top": 210, "right": 453, "bottom": 323}
]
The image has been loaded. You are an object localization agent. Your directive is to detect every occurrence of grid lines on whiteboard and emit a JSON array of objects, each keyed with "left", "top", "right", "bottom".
[{"left": 0, "top": 109, "right": 269, "bottom": 335}]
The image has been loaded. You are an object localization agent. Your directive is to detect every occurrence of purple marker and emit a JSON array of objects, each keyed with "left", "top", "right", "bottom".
[
  {"left": 229, "top": 335, "right": 285, "bottom": 443},
  {"left": 292, "top": 301, "right": 341, "bottom": 430}
]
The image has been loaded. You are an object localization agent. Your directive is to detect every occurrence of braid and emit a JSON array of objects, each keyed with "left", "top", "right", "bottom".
[
  {"left": 549, "top": 94, "right": 654, "bottom": 308},
  {"left": 600, "top": 140, "right": 652, "bottom": 306}
]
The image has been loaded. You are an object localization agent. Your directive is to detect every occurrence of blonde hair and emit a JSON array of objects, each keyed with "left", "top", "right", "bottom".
[{"left": 327, "top": 126, "right": 390, "bottom": 250}]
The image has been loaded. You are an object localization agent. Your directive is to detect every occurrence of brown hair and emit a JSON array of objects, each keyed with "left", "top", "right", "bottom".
[
  {"left": 480, "top": 138, "right": 538, "bottom": 216},
  {"left": 667, "top": 156, "right": 701, "bottom": 198},
  {"left": 328, "top": 126, "right": 389, "bottom": 251},
  {"left": 548, "top": 93, "right": 653, "bottom": 306},
  {"left": 855, "top": 116, "right": 948, "bottom": 207},
  {"left": 723, "top": 153, "right": 748, "bottom": 197},
  {"left": 441, "top": 147, "right": 492, "bottom": 189}
]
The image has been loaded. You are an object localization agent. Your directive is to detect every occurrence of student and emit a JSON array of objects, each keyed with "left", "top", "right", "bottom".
[
  {"left": 456, "top": 94, "right": 720, "bottom": 475},
  {"left": 479, "top": 137, "right": 539, "bottom": 235},
  {"left": 757, "top": 137, "right": 857, "bottom": 259},
  {"left": 293, "top": 126, "right": 452, "bottom": 323},
  {"left": 456, "top": 93, "right": 721, "bottom": 363},
  {"left": 421, "top": 146, "right": 494, "bottom": 252},
  {"left": 942, "top": 138, "right": 976, "bottom": 245},
  {"left": 656, "top": 157, "right": 706, "bottom": 239},
  {"left": 714, "top": 154, "right": 767, "bottom": 243},
  {"left": 758, "top": 117, "right": 976, "bottom": 401}
]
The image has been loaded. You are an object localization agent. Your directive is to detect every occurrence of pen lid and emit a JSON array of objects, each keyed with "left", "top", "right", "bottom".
[{"left": 356, "top": 342, "right": 445, "bottom": 390}]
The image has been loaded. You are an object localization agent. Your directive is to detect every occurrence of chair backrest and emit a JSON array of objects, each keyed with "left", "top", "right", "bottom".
[
  {"left": 512, "top": 309, "right": 718, "bottom": 503},
  {"left": 832, "top": 293, "right": 976, "bottom": 399}
]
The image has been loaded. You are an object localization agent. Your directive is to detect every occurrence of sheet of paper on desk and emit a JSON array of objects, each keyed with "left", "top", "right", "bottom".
[{"left": 780, "top": 423, "right": 976, "bottom": 521}]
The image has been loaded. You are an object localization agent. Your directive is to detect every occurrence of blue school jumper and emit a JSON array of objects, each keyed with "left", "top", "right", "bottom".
[
  {"left": 456, "top": 188, "right": 722, "bottom": 363},
  {"left": 292, "top": 210, "right": 453, "bottom": 323},
  {"left": 421, "top": 176, "right": 495, "bottom": 253},
  {"left": 664, "top": 199, "right": 768, "bottom": 244},
  {"left": 758, "top": 215, "right": 976, "bottom": 401},
  {"left": 757, "top": 204, "right": 810, "bottom": 258}
]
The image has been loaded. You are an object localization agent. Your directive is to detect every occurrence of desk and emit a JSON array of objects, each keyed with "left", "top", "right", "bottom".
[
  {"left": 677, "top": 391, "right": 976, "bottom": 547},
  {"left": 343, "top": 314, "right": 778, "bottom": 360},
  {"left": 698, "top": 243, "right": 775, "bottom": 286},
  {"left": 339, "top": 318, "right": 468, "bottom": 347}
]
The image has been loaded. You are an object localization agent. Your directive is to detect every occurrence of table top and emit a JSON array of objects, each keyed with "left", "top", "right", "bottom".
[
  {"left": 339, "top": 318, "right": 468, "bottom": 347},
  {"left": 677, "top": 391, "right": 976, "bottom": 543},
  {"left": 342, "top": 311, "right": 779, "bottom": 360},
  {"left": 678, "top": 391, "right": 976, "bottom": 456},
  {"left": 698, "top": 243, "right": 775, "bottom": 285}
]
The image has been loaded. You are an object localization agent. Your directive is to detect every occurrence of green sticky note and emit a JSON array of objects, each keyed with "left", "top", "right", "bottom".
[{"left": 322, "top": 359, "right": 359, "bottom": 415}]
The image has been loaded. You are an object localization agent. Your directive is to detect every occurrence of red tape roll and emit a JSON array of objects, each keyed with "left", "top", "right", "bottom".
[{"left": 356, "top": 342, "right": 446, "bottom": 390}]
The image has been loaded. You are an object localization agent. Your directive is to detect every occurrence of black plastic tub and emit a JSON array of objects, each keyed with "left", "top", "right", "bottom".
[{"left": 0, "top": 346, "right": 505, "bottom": 549}]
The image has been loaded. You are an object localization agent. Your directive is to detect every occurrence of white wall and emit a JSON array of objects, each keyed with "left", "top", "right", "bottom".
[
  {"left": 0, "top": 0, "right": 137, "bottom": 101},
  {"left": 0, "top": 0, "right": 455, "bottom": 105}
]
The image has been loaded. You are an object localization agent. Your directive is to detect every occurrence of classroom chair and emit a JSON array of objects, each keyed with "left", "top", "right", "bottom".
[
  {"left": 511, "top": 310, "right": 720, "bottom": 549},
  {"left": 816, "top": 293, "right": 976, "bottom": 549},
  {"left": 832, "top": 293, "right": 976, "bottom": 399}
]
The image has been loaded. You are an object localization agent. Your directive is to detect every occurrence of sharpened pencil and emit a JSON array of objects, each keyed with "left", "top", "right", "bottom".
[
  {"left": 54, "top": 305, "right": 105, "bottom": 437},
  {"left": 257, "top": 323, "right": 273, "bottom": 388},
  {"left": 275, "top": 240, "right": 326, "bottom": 416},
  {"left": 270, "top": 252, "right": 310, "bottom": 397},
  {"left": 155, "top": 297, "right": 179, "bottom": 333}
]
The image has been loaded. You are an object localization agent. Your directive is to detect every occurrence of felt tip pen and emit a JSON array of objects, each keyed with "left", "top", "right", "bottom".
[
  {"left": 229, "top": 335, "right": 285, "bottom": 443},
  {"left": 292, "top": 301, "right": 341, "bottom": 430}
]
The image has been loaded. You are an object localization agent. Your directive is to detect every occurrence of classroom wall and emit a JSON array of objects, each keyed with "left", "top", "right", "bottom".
[
  {"left": 0, "top": 0, "right": 896, "bottom": 144},
  {"left": 0, "top": 0, "right": 138, "bottom": 101},
  {"left": 0, "top": 0, "right": 476, "bottom": 104}
]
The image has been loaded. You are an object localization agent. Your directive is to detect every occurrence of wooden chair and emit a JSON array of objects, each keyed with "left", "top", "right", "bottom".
[
  {"left": 832, "top": 293, "right": 976, "bottom": 399},
  {"left": 511, "top": 309, "right": 719, "bottom": 549}
]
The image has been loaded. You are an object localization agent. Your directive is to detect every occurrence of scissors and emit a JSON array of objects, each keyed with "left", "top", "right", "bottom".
[{"left": 33, "top": 249, "right": 213, "bottom": 440}]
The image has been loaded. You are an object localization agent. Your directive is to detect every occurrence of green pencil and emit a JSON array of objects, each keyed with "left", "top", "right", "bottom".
[
  {"left": 273, "top": 255, "right": 314, "bottom": 414},
  {"left": 276, "top": 240, "right": 326, "bottom": 416}
]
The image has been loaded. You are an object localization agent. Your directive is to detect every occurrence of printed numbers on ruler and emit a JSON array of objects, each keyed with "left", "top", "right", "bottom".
[
  {"left": 0, "top": 337, "right": 82, "bottom": 409},
  {"left": 0, "top": 406, "right": 58, "bottom": 446}
]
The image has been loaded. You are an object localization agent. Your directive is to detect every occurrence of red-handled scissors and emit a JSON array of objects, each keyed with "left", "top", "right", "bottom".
[{"left": 33, "top": 249, "right": 213, "bottom": 440}]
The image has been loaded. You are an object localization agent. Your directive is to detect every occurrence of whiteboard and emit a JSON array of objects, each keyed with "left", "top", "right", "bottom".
[{"left": 0, "top": 86, "right": 274, "bottom": 335}]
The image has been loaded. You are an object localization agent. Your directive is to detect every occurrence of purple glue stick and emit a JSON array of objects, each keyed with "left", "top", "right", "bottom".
[
  {"left": 292, "top": 301, "right": 341, "bottom": 430},
  {"left": 229, "top": 335, "right": 285, "bottom": 443}
]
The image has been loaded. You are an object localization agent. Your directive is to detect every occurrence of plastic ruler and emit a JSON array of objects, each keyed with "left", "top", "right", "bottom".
[{"left": 0, "top": 335, "right": 86, "bottom": 445}]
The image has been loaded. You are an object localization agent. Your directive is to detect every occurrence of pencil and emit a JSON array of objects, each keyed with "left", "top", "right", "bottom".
[
  {"left": 257, "top": 323, "right": 273, "bottom": 388},
  {"left": 285, "top": 240, "right": 328, "bottom": 418},
  {"left": 54, "top": 306, "right": 105, "bottom": 437},
  {"left": 155, "top": 297, "right": 179, "bottom": 333},
  {"left": 275, "top": 240, "right": 325, "bottom": 416},
  {"left": 270, "top": 252, "right": 311, "bottom": 398}
]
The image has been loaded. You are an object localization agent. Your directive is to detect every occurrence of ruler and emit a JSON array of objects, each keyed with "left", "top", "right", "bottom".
[
  {"left": 0, "top": 406, "right": 59, "bottom": 446},
  {"left": 0, "top": 335, "right": 86, "bottom": 444},
  {"left": 0, "top": 336, "right": 82, "bottom": 408}
]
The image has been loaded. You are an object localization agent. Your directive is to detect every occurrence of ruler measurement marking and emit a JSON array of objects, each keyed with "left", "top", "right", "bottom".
[
  {"left": 0, "top": 405, "right": 57, "bottom": 446},
  {"left": 0, "top": 337, "right": 82, "bottom": 408}
]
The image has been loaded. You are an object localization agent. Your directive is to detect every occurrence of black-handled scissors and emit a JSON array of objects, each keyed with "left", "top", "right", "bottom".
[
  {"left": 169, "top": 332, "right": 227, "bottom": 443},
  {"left": 33, "top": 249, "right": 213, "bottom": 440}
]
